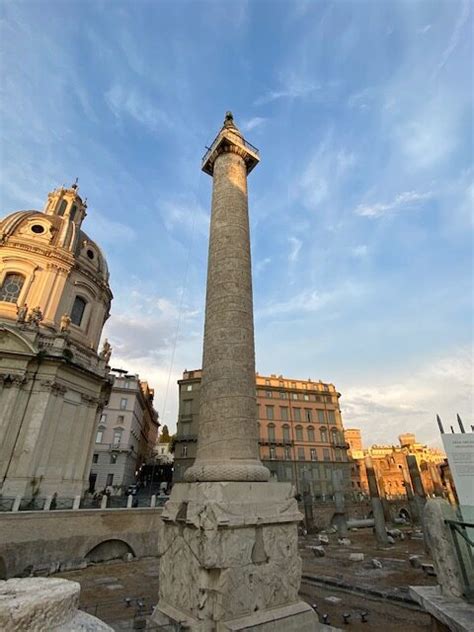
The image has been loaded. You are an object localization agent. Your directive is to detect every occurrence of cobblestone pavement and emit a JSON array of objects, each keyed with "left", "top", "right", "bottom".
[{"left": 58, "top": 528, "right": 434, "bottom": 631}]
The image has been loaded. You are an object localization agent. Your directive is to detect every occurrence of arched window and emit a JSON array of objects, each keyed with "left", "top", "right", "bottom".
[
  {"left": 0, "top": 273, "right": 25, "bottom": 303},
  {"left": 295, "top": 425, "right": 303, "bottom": 441},
  {"left": 69, "top": 204, "right": 77, "bottom": 221},
  {"left": 58, "top": 199, "right": 67, "bottom": 216},
  {"left": 282, "top": 424, "right": 290, "bottom": 442},
  {"left": 71, "top": 296, "right": 87, "bottom": 326},
  {"left": 307, "top": 426, "right": 315, "bottom": 442},
  {"left": 267, "top": 423, "right": 275, "bottom": 442},
  {"left": 320, "top": 427, "right": 328, "bottom": 443},
  {"left": 331, "top": 428, "right": 339, "bottom": 445}
]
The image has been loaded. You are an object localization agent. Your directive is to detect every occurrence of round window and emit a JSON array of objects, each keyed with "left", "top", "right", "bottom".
[
  {"left": 86, "top": 249, "right": 94, "bottom": 260},
  {"left": 31, "top": 225, "right": 45, "bottom": 234}
]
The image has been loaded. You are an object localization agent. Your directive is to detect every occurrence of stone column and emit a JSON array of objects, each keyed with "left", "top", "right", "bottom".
[
  {"left": 331, "top": 468, "right": 348, "bottom": 537},
  {"left": 407, "top": 454, "right": 427, "bottom": 530},
  {"left": 365, "top": 457, "right": 389, "bottom": 545},
  {"left": 153, "top": 114, "right": 319, "bottom": 632},
  {"left": 184, "top": 114, "right": 268, "bottom": 484}
]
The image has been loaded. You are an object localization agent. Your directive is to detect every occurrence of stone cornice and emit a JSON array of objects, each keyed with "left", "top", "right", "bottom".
[{"left": 40, "top": 379, "right": 68, "bottom": 395}]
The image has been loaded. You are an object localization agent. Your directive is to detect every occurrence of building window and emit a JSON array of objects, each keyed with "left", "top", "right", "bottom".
[
  {"left": 117, "top": 415, "right": 124, "bottom": 424},
  {"left": 267, "top": 424, "right": 276, "bottom": 442},
  {"left": 110, "top": 453, "right": 118, "bottom": 464},
  {"left": 265, "top": 379, "right": 270, "bottom": 385},
  {"left": 284, "top": 446, "right": 291, "bottom": 459},
  {"left": 323, "top": 448, "right": 330, "bottom": 461},
  {"left": 0, "top": 273, "right": 25, "bottom": 303},
  {"left": 182, "top": 399, "right": 192, "bottom": 415},
  {"left": 320, "top": 428, "right": 328, "bottom": 443},
  {"left": 181, "top": 445, "right": 188, "bottom": 457},
  {"left": 186, "top": 384, "right": 193, "bottom": 391},
  {"left": 266, "top": 406, "right": 274, "bottom": 420},
  {"left": 280, "top": 391, "right": 287, "bottom": 399},
  {"left": 266, "top": 390, "right": 272, "bottom": 398},
  {"left": 295, "top": 425, "right": 303, "bottom": 441},
  {"left": 307, "top": 426, "right": 315, "bottom": 442},
  {"left": 331, "top": 428, "right": 339, "bottom": 445},
  {"left": 69, "top": 204, "right": 77, "bottom": 221},
  {"left": 113, "top": 428, "right": 123, "bottom": 444},
  {"left": 335, "top": 448, "right": 342, "bottom": 462},
  {"left": 280, "top": 407, "right": 289, "bottom": 421},
  {"left": 293, "top": 408, "right": 301, "bottom": 422},
  {"left": 282, "top": 424, "right": 290, "bottom": 442},
  {"left": 106, "top": 473, "right": 114, "bottom": 487},
  {"left": 318, "top": 410, "right": 325, "bottom": 424},
  {"left": 305, "top": 409, "right": 312, "bottom": 422},
  {"left": 71, "top": 296, "right": 87, "bottom": 326},
  {"left": 92, "top": 454, "right": 99, "bottom": 464},
  {"left": 298, "top": 447, "right": 305, "bottom": 460},
  {"left": 291, "top": 393, "right": 298, "bottom": 400},
  {"left": 269, "top": 446, "right": 276, "bottom": 459},
  {"left": 120, "top": 398, "right": 128, "bottom": 410},
  {"left": 328, "top": 410, "right": 336, "bottom": 423},
  {"left": 310, "top": 448, "right": 317, "bottom": 461},
  {"left": 95, "top": 428, "right": 104, "bottom": 443},
  {"left": 304, "top": 394, "right": 309, "bottom": 401},
  {"left": 57, "top": 199, "right": 67, "bottom": 216},
  {"left": 100, "top": 413, "right": 107, "bottom": 424}
]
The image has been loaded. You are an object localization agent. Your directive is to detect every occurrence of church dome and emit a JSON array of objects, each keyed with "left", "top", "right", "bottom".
[{"left": 0, "top": 184, "right": 113, "bottom": 353}]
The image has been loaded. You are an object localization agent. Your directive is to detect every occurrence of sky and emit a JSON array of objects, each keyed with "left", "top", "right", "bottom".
[{"left": 1, "top": 0, "right": 472, "bottom": 448}]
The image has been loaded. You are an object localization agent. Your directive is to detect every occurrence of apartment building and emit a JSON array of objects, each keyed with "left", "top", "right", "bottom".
[
  {"left": 89, "top": 370, "right": 159, "bottom": 493},
  {"left": 174, "top": 370, "right": 351, "bottom": 497}
]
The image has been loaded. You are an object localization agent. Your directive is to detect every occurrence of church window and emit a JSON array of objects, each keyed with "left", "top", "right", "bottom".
[
  {"left": 31, "top": 224, "right": 45, "bottom": 234},
  {"left": 0, "top": 273, "right": 25, "bottom": 303},
  {"left": 58, "top": 200, "right": 67, "bottom": 216},
  {"left": 69, "top": 205, "right": 77, "bottom": 221},
  {"left": 71, "top": 296, "right": 86, "bottom": 326},
  {"left": 86, "top": 249, "right": 94, "bottom": 260}
]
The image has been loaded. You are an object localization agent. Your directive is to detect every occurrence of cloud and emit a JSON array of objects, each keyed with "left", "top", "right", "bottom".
[
  {"left": 242, "top": 117, "right": 267, "bottom": 132},
  {"left": 417, "top": 24, "right": 432, "bottom": 34},
  {"left": 435, "top": 0, "right": 470, "bottom": 75},
  {"left": 105, "top": 84, "right": 173, "bottom": 132},
  {"left": 161, "top": 197, "right": 210, "bottom": 238},
  {"left": 254, "top": 78, "right": 320, "bottom": 106},
  {"left": 255, "top": 257, "right": 271, "bottom": 276},
  {"left": 341, "top": 346, "right": 473, "bottom": 447},
  {"left": 355, "top": 190, "right": 433, "bottom": 218},
  {"left": 288, "top": 236, "right": 302, "bottom": 263},
  {"left": 86, "top": 212, "right": 136, "bottom": 245},
  {"left": 351, "top": 245, "right": 368, "bottom": 258}
]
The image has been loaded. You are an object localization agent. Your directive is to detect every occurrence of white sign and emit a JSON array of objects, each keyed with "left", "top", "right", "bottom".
[{"left": 442, "top": 433, "right": 474, "bottom": 510}]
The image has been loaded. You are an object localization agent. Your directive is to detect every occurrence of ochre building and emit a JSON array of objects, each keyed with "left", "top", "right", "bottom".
[
  {"left": 174, "top": 370, "right": 351, "bottom": 496},
  {"left": 0, "top": 183, "right": 113, "bottom": 501},
  {"left": 345, "top": 429, "right": 446, "bottom": 499}
]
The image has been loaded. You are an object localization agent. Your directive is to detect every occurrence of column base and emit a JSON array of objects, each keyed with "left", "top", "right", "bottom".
[
  {"left": 184, "top": 460, "right": 270, "bottom": 482},
  {"left": 152, "top": 482, "right": 330, "bottom": 631}
]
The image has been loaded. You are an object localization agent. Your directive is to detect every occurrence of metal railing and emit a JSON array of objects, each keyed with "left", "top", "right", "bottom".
[
  {"left": 201, "top": 133, "right": 259, "bottom": 165},
  {"left": 445, "top": 518, "right": 474, "bottom": 602}
]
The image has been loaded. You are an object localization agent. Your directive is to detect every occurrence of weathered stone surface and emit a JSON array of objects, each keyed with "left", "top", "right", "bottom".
[
  {"left": 409, "top": 555, "right": 422, "bottom": 569},
  {"left": 311, "top": 546, "right": 326, "bottom": 558},
  {"left": 423, "top": 499, "right": 464, "bottom": 598},
  {"left": 349, "top": 553, "right": 364, "bottom": 562},
  {"left": 338, "top": 538, "right": 351, "bottom": 546},
  {"left": 371, "top": 558, "right": 383, "bottom": 569},
  {"left": 0, "top": 577, "right": 112, "bottom": 631},
  {"left": 318, "top": 534, "right": 329, "bottom": 545},
  {"left": 410, "top": 586, "right": 474, "bottom": 632}
]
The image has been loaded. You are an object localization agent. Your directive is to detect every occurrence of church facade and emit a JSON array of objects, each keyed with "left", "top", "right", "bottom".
[{"left": 0, "top": 183, "right": 113, "bottom": 501}]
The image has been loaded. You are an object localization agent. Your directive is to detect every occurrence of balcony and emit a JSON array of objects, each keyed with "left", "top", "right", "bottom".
[{"left": 176, "top": 434, "right": 198, "bottom": 442}]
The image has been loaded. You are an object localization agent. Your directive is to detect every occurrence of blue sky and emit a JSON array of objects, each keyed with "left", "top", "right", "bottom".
[{"left": 1, "top": 1, "right": 472, "bottom": 446}]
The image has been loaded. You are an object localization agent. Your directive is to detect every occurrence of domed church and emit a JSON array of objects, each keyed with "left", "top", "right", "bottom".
[{"left": 0, "top": 183, "right": 113, "bottom": 501}]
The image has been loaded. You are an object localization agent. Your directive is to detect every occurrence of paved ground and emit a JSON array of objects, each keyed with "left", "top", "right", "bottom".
[{"left": 58, "top": 527, "right": 435, "bottom": 631}]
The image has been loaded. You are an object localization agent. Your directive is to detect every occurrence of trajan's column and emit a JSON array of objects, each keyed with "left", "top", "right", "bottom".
[{"left": 152, "top": 113, "right": 319, "bottom": 631}]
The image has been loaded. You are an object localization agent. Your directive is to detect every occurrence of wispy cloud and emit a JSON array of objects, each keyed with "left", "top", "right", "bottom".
[
  {"left": 288, "top": 236, "right": 302, "bottom": 263},
  {"left": 435, "top": 0, "right": 470, "bottom": 74},
  {"left": 351, "top": 245, "right": 368, "bottom": 258},
  {"left": 254, "top": 78, "right": 320, "bottom": 106},
  {"left": 105, "top": 84, "right": 173, "bottom": 132},
  {"left": 242, "top": 116, "right": 267, "bottom": 132},
  {"left": 355, "top": 190, "right": 433, "bottom": 218}
]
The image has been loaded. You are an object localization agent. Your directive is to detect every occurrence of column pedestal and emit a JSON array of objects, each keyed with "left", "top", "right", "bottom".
[{"left": 152, "top": 482, "right": 320, "bottom": 631}]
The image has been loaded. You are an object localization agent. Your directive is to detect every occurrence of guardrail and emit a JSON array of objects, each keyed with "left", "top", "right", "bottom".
[
  {"left": 445, "top": 518, "right": 474, "bottom": 602},
  {"left": 0, "top": 494, "right": 168, "bottom": 513}
]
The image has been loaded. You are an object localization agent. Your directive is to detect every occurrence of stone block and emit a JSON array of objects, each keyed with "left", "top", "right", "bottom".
[
  {"left": 311, "top": 546, "right": 326, "bottom": 558},
  {"left": 338, "top": 538, "right": 351, "bottom": 546},
  {"left": 422, "top": 563, "right": 436, "bottom": 577},
  {"left": 59, "top": 559, "right": 87, "bottom": 572},
  {"left": 409, "top": 555, "right": 422, "bottom": 569},
  {"left": 324, "top": 596, "right": 342, "bottom": 605},
  {"left": 317, "top": 534, "right": 329, "bottom": 545},
  {"left": 349, "top": 553, "right": 364, "bottom": 562},
  {"left": 387, "top": 535, "right": 395, "bottom": 544},
  {"left": 371, "top": 558, "right": 383, "bottom": 569}
]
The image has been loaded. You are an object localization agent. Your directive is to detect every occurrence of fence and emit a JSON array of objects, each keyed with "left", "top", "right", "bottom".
[
  {"left": 445, "top": 518, "right": 474, "bottom": 602},
  {"left": 0, "top": 493, "right": 168, "bottom": 513}
]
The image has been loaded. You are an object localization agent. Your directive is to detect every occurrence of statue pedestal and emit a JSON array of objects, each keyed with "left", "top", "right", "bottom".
[{"left": 152, "top": 482, "right": 321, "bottom": 631}]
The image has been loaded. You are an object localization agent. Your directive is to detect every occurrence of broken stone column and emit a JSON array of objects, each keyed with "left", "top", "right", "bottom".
[
  {"left": 331, "top": 469, "right": 348, "bottom": 537},
  {"left": 0, "top": 577, "right": 112, "bottom": 631},
  {"left": 423, "top": 499, "right": 465, "bottom": 598},
  {"left": 152, "top": 114, "right": 319, "bottom": 631},
  {"left": 365, "top": 457, "right": 389, "bottom": 545},
  {"left": 407, "top": 455, "right": 427, "bottom": 528}
]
